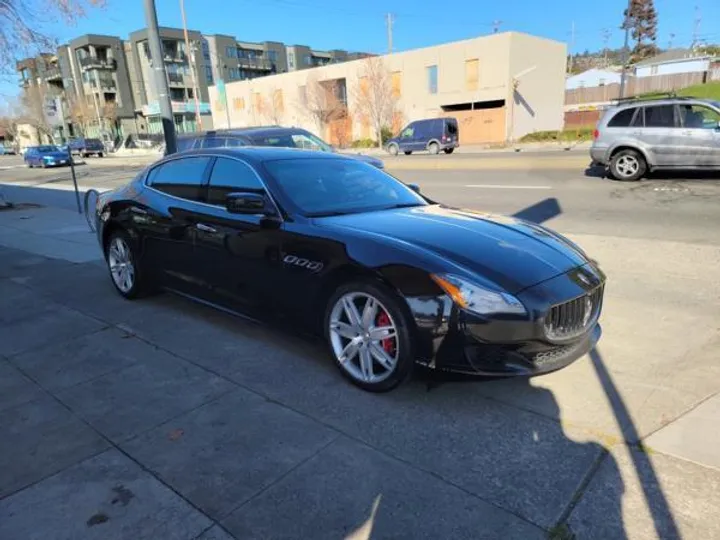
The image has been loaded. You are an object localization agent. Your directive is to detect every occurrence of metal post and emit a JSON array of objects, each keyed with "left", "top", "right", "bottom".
[
  {"left": 179, "top": 0, "right": 203, "bottom": 131},
  {"left": 67, "top": 147, "right": 82, "bottom": 214},
  {"left": 143, "top": 0, "right": 177, "bottom": 154},
  {"left": 619, "top": 0, "right": 633, "bottom": 99}
]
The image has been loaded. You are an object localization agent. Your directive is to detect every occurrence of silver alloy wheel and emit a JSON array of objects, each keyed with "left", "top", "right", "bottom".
[
  {"left": 329, "top": 292, "right": 399, "bottom": 384},
  {"left": 108, "top": 237, "right": 135, "bottom": 293},
  {"left": 615, "top": 154, "right": 639, "bottom": 178}
]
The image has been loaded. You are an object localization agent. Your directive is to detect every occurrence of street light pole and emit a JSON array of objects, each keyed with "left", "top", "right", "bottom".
[
  {"left": 179, "top": 0, "right": 203, "bottom": 131},
  {"left": 143, "top": 0, "right": 177, "bottom": 154},
  {"left": 619, "top": 0, "right": 633, "bottom": 99}
]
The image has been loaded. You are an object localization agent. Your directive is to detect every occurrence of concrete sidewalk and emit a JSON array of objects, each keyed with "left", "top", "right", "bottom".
[{"left": 1, "top": 203, "right": 719, "bottom": 540}]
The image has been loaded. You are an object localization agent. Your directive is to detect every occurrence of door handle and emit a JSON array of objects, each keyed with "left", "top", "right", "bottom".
[{"left": 195, "top": 223, "right": 217, "bottom": 233}]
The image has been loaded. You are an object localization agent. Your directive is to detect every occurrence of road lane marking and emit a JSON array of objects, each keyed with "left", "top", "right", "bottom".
[{"left": 464, "top": 184, "right": 553, "bottom": 189}]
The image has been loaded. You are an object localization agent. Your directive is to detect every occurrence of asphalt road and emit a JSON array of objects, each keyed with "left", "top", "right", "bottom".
[{"left": 3, "top": 151, "right": 719, "bottom": 246}]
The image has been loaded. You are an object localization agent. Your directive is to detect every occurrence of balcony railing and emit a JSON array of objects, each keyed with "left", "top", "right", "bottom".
[
  {"left": 44, "top": 67, "right": 62, "bottom": 81},
  {"left": 89, "top": 78, "right": 116, "bottom": 90},
  {"left": 79, "top": 57, "right": 117, "bottom": 70},
  {"left": 168, "top": 72, "right": 185, "bottom": 85},
  {"left": 237, "top": 57, "right": 272, "bottom": 70},
  {"left": 163, "top": 52, "right": 188, "bottom": 63}
]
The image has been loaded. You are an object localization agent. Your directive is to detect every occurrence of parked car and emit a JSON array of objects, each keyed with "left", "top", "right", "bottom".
[
  {"left": 96, "top": 147, "right": 605, "bottom": 392},
  {"left": 385, "top": 118, "right": 460, "bottom": 156},
  {"left": 591, "top": 95, "right": 720, "bottom": 181},
  {"left": 66, "top": 137, "right": 106, "bottom": 158},
  {"left": 0, "top": 146, "right": 17, "bottom": 155},
  {"left": 173, "top": 126, "right": 385, "bottom": 169},
  {"left": 23, "top": 145, "right": 72, "bottom": 168}
]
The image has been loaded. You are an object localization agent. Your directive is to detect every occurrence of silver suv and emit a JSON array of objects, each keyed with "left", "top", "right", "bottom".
[{"left": 590, "top": 96, "right": 720, "bottom": 181}]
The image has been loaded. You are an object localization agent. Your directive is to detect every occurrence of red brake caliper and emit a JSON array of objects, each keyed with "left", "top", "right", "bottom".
[{"left": 376, "top": 310, "right": 396, "bottom": 355}]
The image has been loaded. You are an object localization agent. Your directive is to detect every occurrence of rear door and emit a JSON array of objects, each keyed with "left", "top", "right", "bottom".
[
  {"left": 141, "top": 156, "right": 214, "bottom": 290},
  {"left": 635, "top": 104, "right": 682, "bottom": 166},
  {"left": 676, "top": 103, "right": 720, "bottom": 167}
]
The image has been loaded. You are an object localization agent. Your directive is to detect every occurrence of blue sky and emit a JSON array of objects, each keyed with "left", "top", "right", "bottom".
[{"left": 2, "top": 0, "right": 718, "bottom": 101}]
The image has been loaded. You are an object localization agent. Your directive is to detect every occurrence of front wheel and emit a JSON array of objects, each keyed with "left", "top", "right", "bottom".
[
  {"left": 98, "top": 152, "right": 104, "bottom": 158},
  {"left": 609, "top": 149, "right": 646, "bottom": 181},
  {"left": 387, "top": 144, "right": 399, "bottom": 156},
  {"left": 324, "top": 282, "right": 415, "bottom": 392}
]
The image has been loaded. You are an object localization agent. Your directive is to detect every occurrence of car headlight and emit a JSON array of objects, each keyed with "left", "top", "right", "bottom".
[{"left": 431, "top": 273, "right": 526, "bottom": 315}]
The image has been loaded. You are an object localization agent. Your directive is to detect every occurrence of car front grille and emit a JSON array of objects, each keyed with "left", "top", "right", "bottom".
[{"left": 544, "top": 286, "right": 604, "bottom": 341}]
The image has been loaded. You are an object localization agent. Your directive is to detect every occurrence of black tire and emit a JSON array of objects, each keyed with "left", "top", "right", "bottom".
[
  {"left": 98, "top": 152, "right": 104, "bottom": 158},
  {"left": 82, "top": 153, "right": 88, "bottom": 158},
  {"left": 609, "top": 149, "right": 646, "bottom": 182},
  {"left": 387, "top": 144, "right": 399, "bottom": 156},
  {"left": 404, "top": 151, "right": 412, "bottom": 155},
  {"left": 428, "top": 142, "right": 440, "bottom": 155},
  {"left": 324, "top": 280, "right": 415, "bottom": 392},
  {"left": 444, "top": 148, "right": 455, "bottom": 154},
  {"left": 104, "top": 229, "right": 155, "bottom": 299}
]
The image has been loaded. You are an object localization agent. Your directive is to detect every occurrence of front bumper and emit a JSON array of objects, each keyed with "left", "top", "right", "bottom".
[{"left": 408, "top": 263, "right": 605, "bottom": 377}]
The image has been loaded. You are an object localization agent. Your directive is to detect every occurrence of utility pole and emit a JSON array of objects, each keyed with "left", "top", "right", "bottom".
[
  {"left": 386, "top": 13, "right": 394, "bottom": 53},
  {"left": 619, "top": 0, "right": 633, "bottom": 99},
  {"left": 492, "top": 20, "right": 503, "bottom": 34},
  {"left": 601, "top": 28, "right": 611, "bottom": 67},
  {"left": 179, "top": 0, "right": 203, "bottom": 131},
  {"left": 691, "top": 5, "right": 701, "bottom": 50},
  {"left": 568, "top": 21, "right": 575, "bottom": 74},
  {"left": 143, "top": 0, "right": 177, "bottom": 154}
]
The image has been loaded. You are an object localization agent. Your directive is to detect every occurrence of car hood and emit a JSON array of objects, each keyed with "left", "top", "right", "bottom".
[
  {"left": 317, "top": 205, "right": 590, "bottom": 293},
  {"left": 341, "top": 152, "right": 384, "bottom": 169}
]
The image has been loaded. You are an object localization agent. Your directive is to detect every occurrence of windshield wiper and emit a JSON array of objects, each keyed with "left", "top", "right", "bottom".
[
  {"left": 381, "top": 203, "right": 425, "bottom": 210},
  {"left": 306, "top": 210, "right": 350, "bottom": 217}
]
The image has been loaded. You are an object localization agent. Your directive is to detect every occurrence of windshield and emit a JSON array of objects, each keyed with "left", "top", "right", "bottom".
[
  {"left": 250, "top": 130, "right": 333, "bottom": 153},
  {"left": 37, "top": 145, "right": 59, "bottom": 152},
  {"left": 264, "top": 158, "right": 426, "bottom": 217}
]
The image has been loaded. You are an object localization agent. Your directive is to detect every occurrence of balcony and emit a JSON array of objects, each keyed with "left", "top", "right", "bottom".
[
  {"left": 44, "top": 67, "right": 62, "bottom": 81},
  {"left": 89, "top": 78, "right": 116, "bottom": 91},
  {"left": 79, "top": 57, "right": 117, "bottom": 70},
  {"left": 168, "top": 72, "right": 185, "bottom": 86},
  {"left": 237, "top": 57, "right": 272, "bottom": 71},
  {"left": 163, "top": 52, "right": 188, "bottom": 63}
]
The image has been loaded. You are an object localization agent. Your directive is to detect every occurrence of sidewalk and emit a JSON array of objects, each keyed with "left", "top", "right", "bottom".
[
  {"left": 341, "top": 140, "right": 593, "bottom": 157},
  {"left": 1, "top": 202, "right": 719, "bottom": 540}
]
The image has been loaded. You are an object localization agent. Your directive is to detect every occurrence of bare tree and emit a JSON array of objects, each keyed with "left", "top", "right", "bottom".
[
  {"left": 1, "top": 0, "right": 103, "bottom": 75},
  {"left": 20, "top": 84, "right": 55, "bottom": 142},
  {"left": 264, "top": 88, "right": 285, "bottom": 125},
  {"left": 301, "top": 74, "right": 345, "bottom": 136},
  {"left": 69, "top": 95, "right": 95, "bottom": 136},
  {"left": 101, "top": 100, "right": 118, "bottom": 137},
  {"left": 352, "top": 57, "right": 399, "bottom": 148}
]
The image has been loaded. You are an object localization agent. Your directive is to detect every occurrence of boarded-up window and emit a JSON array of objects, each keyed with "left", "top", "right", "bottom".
[
  {"left": 273, "top": 89, "right": 284, "bottom": 114},
  {"left": 233, "top": 97, "right": 245, "bottom": 110},
  {"left": 391, "top": 71, "right": 402, "bottom": 98},
  {"left": 465, "top": 59, "right": 479, "bottom": 91},
  {"left": 359, "top": 76, "right": 369, "bottom": 97},
  {"left": 298, "top": 85, "right": 307, "bottom": 104},
  {"left": 253, "top": 92, "right": 263, "bottom": 112}
]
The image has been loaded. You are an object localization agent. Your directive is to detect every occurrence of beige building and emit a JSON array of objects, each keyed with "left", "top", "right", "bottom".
[{"left": 209, "top": 32, "right": 567, "bottom": 145}]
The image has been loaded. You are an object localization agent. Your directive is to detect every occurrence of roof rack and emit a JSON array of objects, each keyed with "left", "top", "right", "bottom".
[{"left": 612, "top": 92, "right": 698, "bottom": 104}]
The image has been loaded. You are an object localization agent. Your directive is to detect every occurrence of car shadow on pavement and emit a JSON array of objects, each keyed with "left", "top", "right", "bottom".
[{"left": 584, "top": 165, "right": 720, "bottom": 182}]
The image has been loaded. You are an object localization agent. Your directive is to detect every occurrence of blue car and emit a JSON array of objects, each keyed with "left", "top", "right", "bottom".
[{"left": 23, "top": 145, "right": 72, "bottom": 168}]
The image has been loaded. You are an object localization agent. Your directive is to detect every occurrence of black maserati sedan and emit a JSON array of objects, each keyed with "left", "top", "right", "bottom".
[{"left": 96, "top": 147, "right": 605, "bottom": 392}]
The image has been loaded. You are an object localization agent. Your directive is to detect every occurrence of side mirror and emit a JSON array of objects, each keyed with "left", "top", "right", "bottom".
[
  {"left": 407, "top": 183, "right": 421, "bottom": 194},
  {"left": 226, "top": 192, "right": 268, "bottom": 215}
]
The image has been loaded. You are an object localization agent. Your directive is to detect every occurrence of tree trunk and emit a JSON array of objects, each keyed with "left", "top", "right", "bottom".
[{"left": 376, "top": 125, "right": 383, "bottom": 149}]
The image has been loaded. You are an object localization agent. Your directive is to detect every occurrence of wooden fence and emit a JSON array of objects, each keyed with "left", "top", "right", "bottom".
[{"left": 565, "top": 71, "right": 709, "bottom": 105}]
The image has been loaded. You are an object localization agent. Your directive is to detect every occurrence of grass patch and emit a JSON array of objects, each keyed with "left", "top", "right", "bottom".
[
  {"left": 677, "top": 81, "right": 720, "bottom": 100},
  {"left": 519, "top": 128, "right": 594, "bottom": 144}
]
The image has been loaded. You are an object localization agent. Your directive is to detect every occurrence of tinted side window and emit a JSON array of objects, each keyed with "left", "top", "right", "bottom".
[
  {"left": 207, "top": 157, "right": 265, "bottom": 206},
  {"left": 200, "top": 137, "right": 226, "bottom": 149},
  {"left": 224, "top": 138, "right": 245, "bottom": 147},
  {"left": 644, "top": 105, "right": 677, "bottom": 128},
  {"left": 147, "top": 157, "right": 212, "bottom": 201},
  {"left": 177, "top": 138, "right": 197, "bottom": 152},
  {"left": 445, "top": 119, "right": 458, "bottom": 135},
  {"left": 607, "top": 108, "right": 636, "bottom": 127}
]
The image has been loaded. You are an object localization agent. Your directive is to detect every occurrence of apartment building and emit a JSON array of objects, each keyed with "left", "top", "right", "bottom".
[{"left": 210, "top": 32, "right": 567, "bottom": 145}]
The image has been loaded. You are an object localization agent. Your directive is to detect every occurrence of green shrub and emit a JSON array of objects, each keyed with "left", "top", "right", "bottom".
[
  {"left": 351, "top": 138, "right": 377, "bottom": 148},
  {"left": 380, "top": 126, "right": 394, "bottom": 144},
  {"left": 519, "top": 128, "right": 594, "bottom": 143}
]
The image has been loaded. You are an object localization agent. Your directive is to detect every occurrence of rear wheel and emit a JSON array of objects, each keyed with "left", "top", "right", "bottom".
[
  {"left": 387, "top": 143, "right": 399, "bottom": 156},
  {"left": 444, "top": 148, "right": 455, "bottom": 154},
  {"left": 324, "top": 281, "right": 415, "bottom": 392},
  {"left": 105, "top": 230, "right": 154, "bottom": 299},
  {"left": 428, "top": 142, "right": 440, "bottom": 155},
  {"left": 404, "top": 151, "right": 412, "bottom": 155},
  {"left": 609, "top": 149, "right": 646, "bottom": 181}
]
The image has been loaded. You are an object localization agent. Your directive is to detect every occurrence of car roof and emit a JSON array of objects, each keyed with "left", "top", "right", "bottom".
[
  {"left": 176, "top": 126, "right": 302, "bottom": 140},
  {"left": 165, "top": 146, "right": 347, "bottom": 164},
  {"left": 610, "top": 97, "right": 718, "bottom": 111}
]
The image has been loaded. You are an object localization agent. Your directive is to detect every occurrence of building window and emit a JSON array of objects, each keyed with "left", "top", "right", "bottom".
[
  {"left": 391, "top": 71, "right": 402, "bottom": 98},
  {"left": 202, "top": 39, "right": 211, "bottom": 60},
  {"left": 228, "top": 67, "right": 240, "bottom": 80},
  {"left": 465, "top": 59, "right": 479, "bottom": 91},
  {"left": 304, "top": 55, "right": 312, "bottom": 66},
  {"left": 225, "top": 46, "right": 237, "bottom": 58},
  {"left": 288, "top": 52, "right": 295, "bottom": 68},
  {"left": 267, "top": 50, "right": 278, "bottom": 63},
  {"left": 205, "top": 65, "right": 213, "bottom": 83},
  {"left": 427, "top": 65, "right": 438, "bottom": 94}
]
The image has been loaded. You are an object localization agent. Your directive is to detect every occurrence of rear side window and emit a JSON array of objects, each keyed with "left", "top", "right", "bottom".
[
  {"left": 445, "top": 119, "right": 458, "bottom": 135},
  {"left": 199, "top": 137, "right": 226, "bottom": 149},
  {"left": 177, "top": 138, "right": 197, "bottom": 152},
  {"left": 225, "top": 138, "right": 245, "bottom": 147},
  {"left": 147, "top": 156, "right": 212, "bottom": 201},
  {"left": 643, "top": 105, "right": 677, "bottom": 128},
  {"left": 607, "top": 108, "right": 636, "bottom": 127}
]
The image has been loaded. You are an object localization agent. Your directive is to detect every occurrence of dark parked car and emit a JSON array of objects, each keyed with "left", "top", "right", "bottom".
[
  {"left": 385, "top": 117, "right": 459, "bottom": 156},
  {"left": 66, "top": 137, "right": 105, "bottom": 158},
  {"left": 173, "top": 126, "right": 385, "bottom": 169},
  {"left": 23, "top": 145, "right": 71, "bottom": 168},
  {"left": 96, "top": 147, "right": 605, "bottom": 392}
]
